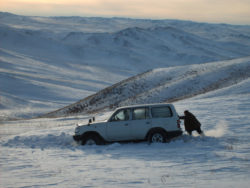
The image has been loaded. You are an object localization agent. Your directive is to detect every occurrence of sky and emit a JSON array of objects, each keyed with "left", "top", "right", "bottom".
[{"left": 1, "top": 0, "right": 250, "bottom": 24}]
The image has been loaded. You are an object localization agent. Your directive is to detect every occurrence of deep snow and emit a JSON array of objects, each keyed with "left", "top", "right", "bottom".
[{"left": 1, "top": 82, "right": 250, "bottom": 187}]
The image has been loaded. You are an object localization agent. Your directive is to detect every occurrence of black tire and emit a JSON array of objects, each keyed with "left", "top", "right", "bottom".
[
  {"left": 82, "top": 134, "right": 103, "bottom": 145},
  {"left": 148, "top": 131, "right": 167, "bottom": 143}
]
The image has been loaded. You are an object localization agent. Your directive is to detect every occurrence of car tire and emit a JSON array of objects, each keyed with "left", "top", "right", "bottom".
[
  {"left": 149, "top": 131, "right": 167, "bottom": 143},
  {"left": 82, "top": 134, "right": 103, "bottom": 145}
]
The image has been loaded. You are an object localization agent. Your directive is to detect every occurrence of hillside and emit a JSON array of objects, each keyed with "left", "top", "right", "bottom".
[
  {"left": 1, "top": 12, "right": 250, "bottom": 120},
  {"left": 44, "top": 57, "right": 250, "bottom": 117}
]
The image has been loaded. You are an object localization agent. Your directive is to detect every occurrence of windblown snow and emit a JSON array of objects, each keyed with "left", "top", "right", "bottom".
[{"left": 0, "top": 12, "right": 250, "bottom": 187}]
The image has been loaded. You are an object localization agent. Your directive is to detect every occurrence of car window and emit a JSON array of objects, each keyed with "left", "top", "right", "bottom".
[
  {"left": 151, "top": 106, "right": 172, "bottom": 118},
  {"left": 132, "top": 108, "right": 149, "bottom": 120},
  {"left": 110, "top": 109, "right": 130, "bottom": 121}
]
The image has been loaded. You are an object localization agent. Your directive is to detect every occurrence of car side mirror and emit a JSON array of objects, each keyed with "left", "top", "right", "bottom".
[
  {"left": 88, "top": 119, "right": 92, "bottom": 124},
  {"left": 88, "top": 117, "right": 95, "bottom": 125}
]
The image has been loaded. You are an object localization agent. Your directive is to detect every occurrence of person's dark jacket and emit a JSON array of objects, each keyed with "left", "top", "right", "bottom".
[{"left": 179, "top": 111, "right": 201, "bottom": 132}]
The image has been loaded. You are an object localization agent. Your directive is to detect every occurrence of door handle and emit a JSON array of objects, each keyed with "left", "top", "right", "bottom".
[
  {"left": 146, "top": 122, "right": 150, "bottom": 124},
  {"left": 124, "top": 123, "right": 128, "bottom": 126}
]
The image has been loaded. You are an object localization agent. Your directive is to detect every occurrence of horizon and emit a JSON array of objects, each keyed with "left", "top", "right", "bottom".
[
  {"left": 1, "top": 0, "right": 250, "bottom": 25},
  {"left": 1, "top": 11, "right": 250, "bottom": 27}
]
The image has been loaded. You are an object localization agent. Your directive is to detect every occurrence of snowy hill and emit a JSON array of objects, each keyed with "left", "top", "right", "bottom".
[
  {"left": 1, "top": 12, "right": 250, "bottom": 120},
  {"left": 44, "top": 57, "right": 250, "bottom": 117}
]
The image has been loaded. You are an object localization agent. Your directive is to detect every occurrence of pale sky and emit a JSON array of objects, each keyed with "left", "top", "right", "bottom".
[{"left": 1, "top": 0, "right": 250, "bottom": 24}]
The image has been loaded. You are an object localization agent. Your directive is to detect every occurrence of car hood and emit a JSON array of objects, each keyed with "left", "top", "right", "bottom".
[{"left": 78, "top": 120, "right": 107, "bottom": 127}]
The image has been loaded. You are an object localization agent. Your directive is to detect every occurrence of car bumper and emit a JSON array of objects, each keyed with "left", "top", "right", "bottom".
[
  {"left": 73, "top": 135, "right": 82, "bottom": 141},
  {"left": 168, "top": 130, "right": 183, "bottom": 139}
]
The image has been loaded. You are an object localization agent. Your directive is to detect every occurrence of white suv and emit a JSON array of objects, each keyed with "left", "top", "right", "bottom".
[{"left": 73, "top": 103, "right": 182, "bottom": 145}]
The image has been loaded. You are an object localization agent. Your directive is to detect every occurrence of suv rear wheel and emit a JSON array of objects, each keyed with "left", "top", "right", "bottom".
[{"left": 149, "top": 131, "right": 167, "bottom": 143}]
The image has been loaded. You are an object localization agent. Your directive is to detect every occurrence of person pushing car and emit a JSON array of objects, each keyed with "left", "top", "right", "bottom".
[{"left": 179, "top": 110, "right": 204, "bottom": 136}]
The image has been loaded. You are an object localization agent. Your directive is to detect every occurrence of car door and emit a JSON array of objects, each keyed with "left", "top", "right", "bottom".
[
  {"left": 106, "top": 108, "right": 133, "bottom": 141},
  {"left": 129, "top": 107, "right": 151, "bottom": 140}
]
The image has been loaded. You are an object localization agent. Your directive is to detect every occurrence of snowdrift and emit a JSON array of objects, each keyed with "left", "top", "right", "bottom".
[{"left": 44, "top": 57, "right": 250, "bottom": 117}]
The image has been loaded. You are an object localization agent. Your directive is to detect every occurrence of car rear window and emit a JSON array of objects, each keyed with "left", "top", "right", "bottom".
[{"left": 151, "top": 106, "right": 173, "bottom": 118}]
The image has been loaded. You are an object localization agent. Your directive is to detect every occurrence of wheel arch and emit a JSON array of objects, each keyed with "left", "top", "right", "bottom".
[{"left": 81, "top": 131, "right": 105, "bottom": 142}]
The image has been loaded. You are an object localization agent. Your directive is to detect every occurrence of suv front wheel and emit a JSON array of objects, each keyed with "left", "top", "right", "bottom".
[{"left": 82, "top": 134, "right": 103, "bottom": 145}]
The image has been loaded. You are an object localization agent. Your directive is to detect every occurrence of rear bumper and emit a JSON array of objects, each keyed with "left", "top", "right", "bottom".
[{"left": 168, "top": 130, "right": 183, "bottom": 139}]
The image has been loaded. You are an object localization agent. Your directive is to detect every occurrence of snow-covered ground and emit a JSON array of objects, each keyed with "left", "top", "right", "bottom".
[
  {"left": 1, "top": 12, "right": 250, "bottom": 187},
  {"left": 1, "top": 80, "right": 250, "bottom": 187}
]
